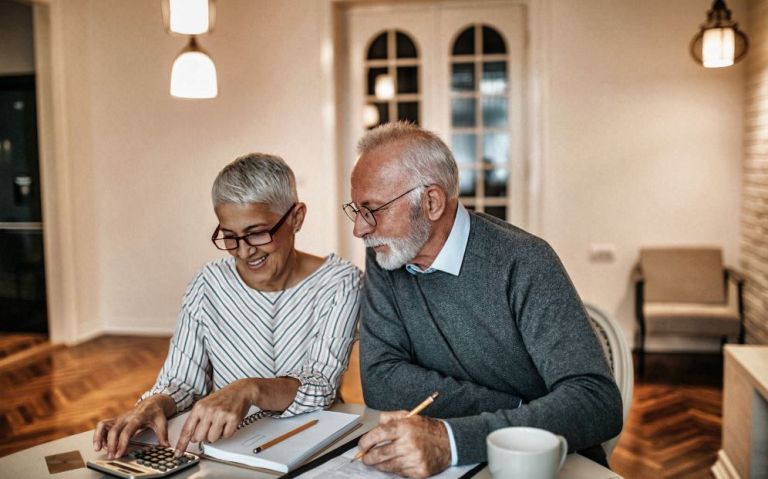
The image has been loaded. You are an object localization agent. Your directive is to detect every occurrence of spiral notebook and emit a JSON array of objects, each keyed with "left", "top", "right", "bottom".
[{"left": 132, "top": 406, "right": 360, "bottom": 473}]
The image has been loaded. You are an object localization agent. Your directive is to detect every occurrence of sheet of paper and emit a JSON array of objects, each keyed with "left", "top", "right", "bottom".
[{"left": 295, "top": 447, "right": 477, "bottom": 479}]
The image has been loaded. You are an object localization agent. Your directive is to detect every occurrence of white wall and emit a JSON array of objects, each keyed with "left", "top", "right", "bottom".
[
  {"left": 39, "top": 0, "right": 745, "bottom": 350},
  {"left": 542, "top": 0, "right": 745, "bottom": 350},
  {"left": 0, "top": 0, "right": 35, "bottom": 74},
  {"left": 41, "top": 0, "right": 339, "bottom": 338}
]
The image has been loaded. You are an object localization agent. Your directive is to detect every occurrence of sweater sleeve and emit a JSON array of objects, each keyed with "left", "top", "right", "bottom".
[
  {"left": 140, "top": 272, "right": 213, "bottom": 413},
  {"left": 445, "top": 241, "right": 623, "bottom": 464},
  {"left": 360, "top": 250, "right": 524, "bottom": 418},
  {"left": 279, "top": 266, "right": 362, "bottom": 416}
]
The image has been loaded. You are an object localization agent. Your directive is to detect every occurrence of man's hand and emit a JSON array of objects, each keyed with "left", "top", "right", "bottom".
[
  {"left": 93, "top": 394, "right": 175, "bottom": 459},
  {"left": 174, "top": 379, "right": 257, "bottom": 456},
  {"left": 357, "top": 411, "right": 452, "bottom": 478}
]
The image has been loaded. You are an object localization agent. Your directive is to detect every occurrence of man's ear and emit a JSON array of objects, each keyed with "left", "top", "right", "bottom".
[{"left": 423, "top": 186, "right": 447, "bottom": 221}]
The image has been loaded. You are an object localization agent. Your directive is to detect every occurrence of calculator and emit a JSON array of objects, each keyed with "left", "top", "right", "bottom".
[{"left": 87, "top": 445, "right": 200, "bottom": 478}]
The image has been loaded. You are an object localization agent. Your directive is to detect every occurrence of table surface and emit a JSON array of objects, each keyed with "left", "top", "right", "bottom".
[
  {"left": 725, "top": 344, "right": 768, "bottom": 398},
  {"left": 0, "top": 403, "right": 622, "bottom": 478}
]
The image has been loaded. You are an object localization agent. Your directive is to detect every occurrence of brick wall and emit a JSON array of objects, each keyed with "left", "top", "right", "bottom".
[{"left": 742, "top": 0, "right": 768, "bottom": 344}]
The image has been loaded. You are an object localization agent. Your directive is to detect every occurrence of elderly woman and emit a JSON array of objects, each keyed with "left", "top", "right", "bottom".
[{"left": 93, "top": 153, "right": 362, "bottom": 459}]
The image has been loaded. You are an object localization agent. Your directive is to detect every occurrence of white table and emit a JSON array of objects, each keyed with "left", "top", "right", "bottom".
[{"left": 0, "top": 404, "right": 622, "bottom": 478}]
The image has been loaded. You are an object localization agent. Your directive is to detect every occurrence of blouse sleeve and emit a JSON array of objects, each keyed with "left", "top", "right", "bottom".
[
  {"left": 139, "top": 272, "right": 213, "bottom": 413},
  {"left": 278, "top": 266, "right": 362, "bottom": 416}
]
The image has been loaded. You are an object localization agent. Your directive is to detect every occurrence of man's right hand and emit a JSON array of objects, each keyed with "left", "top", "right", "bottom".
[{"left": 93, "top": 394, "right": 176, "bottom": 459}]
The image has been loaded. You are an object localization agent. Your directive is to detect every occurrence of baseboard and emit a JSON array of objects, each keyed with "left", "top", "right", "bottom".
[
  {"left": 101, "top": 324, "right": 174, "bottom": 336},
  {"left": 641, "top": 336, "right": 729, "bottom": 353}
]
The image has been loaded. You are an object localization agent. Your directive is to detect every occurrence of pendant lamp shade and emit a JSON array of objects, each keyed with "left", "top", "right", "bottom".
[
  {"left": 170, "top": 37, "right": 218, "bottom": 99},
  {"left": 163, "top": 0, "right": 215, "bottom": 35},
  {"left": 690, "top": 0, "right": 748, "bottom": 68}
]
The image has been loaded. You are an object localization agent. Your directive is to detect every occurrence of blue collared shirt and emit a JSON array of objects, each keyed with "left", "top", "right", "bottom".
[
  {"left": 404, "top": 203, "right": 470, "bottom": 465},
  {"left": 405, "top": 203, "right": 470, "bottom": 277}
]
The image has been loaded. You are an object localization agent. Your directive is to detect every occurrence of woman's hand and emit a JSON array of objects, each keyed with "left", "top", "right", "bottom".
[
  {"left": 174, "top": 379, "right": 259, "bottom": 455},
  {"left": 93, "top": 394, "right": 176, "bottom": 459}
]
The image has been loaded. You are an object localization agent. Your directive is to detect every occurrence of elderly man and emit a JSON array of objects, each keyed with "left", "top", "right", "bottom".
[{"left": 343, "top": 122, "right": 622, "bottom": 478}]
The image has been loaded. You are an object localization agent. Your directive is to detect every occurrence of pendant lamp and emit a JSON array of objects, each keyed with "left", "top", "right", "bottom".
[
  {"left": 162, "top": 0, "right": 215, "bottom": 35},
  {"left": 690, "top": 0, "right": 748, "bottom": 68},
  {"left": 170, "top": 37, "right": 218, "bottom": 99}
]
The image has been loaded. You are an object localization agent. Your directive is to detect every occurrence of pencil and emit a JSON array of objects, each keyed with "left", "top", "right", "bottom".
[
  {"left": 252, "top": 419, "right": 318, "bottom": 454},
  {"left": 352, "top": 392, "right": 439, "bottom": 461}
]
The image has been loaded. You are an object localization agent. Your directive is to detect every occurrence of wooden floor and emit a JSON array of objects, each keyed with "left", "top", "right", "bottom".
[{"left": 0, "top": 335, "right": 724, "bottom": 478}]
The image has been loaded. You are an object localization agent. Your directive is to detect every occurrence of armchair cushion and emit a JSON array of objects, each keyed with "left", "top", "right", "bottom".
[
  {"left": 639, "top": 247, "right": 725, "bottom": 304},
  {"left": 643, "top": 276, "right": 740, "bottom": 336}
]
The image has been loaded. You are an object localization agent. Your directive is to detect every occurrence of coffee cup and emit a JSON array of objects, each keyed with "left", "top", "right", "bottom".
[{"left": 486, "top": 427, "right": 568, "bottom": 479}]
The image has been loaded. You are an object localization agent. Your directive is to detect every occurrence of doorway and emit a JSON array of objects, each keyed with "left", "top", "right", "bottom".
[
  {"left": 337, "top": 0, "right": 529, "bottom": 267},
  {"left": 0, "top": 74, "right": 46, "bottom": 333}
]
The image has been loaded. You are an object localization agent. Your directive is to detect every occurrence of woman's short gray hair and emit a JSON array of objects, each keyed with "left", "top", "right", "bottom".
[
  {"left": 356, "top": 122, "right": 459, "bottom": 199},
  {"left": 211, "top": 153, "right": 298, "bottom": 212}
]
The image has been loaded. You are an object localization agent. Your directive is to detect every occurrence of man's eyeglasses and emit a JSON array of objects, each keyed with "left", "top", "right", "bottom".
[
  {"left": 211, "top": 203, "right": 296, "bottom": 251},
  {"left": 342, "top": 185, "right": 424, "bottom": 227}
]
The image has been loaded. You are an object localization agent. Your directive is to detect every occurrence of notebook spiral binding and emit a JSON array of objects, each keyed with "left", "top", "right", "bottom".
[{"left": 237, "top": 410, "right": 278, "bottom": 430}]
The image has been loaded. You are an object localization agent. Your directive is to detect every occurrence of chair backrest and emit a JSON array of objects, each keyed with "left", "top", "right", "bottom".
[
  {"left": 584, "top": 303, "right": 633, "bottom": 459},
  {"left": 639, "top": 247, "right": 725, "bottom": 304}
]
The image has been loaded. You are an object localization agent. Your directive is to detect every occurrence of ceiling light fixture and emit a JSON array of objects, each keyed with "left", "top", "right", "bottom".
[
  {"left": 690, "top": 0, "right": 748, "bottom": 68},
  {"left": 163, "top": 0, "right": 215, "bottom": 35},
  {"left": 170, "top": 36, "right": 218, "bottom": 99}
]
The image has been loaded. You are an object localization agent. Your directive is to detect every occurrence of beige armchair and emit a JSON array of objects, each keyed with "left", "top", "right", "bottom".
[{"left": 634, "top": 247, "right": 745, "bottom": 376}]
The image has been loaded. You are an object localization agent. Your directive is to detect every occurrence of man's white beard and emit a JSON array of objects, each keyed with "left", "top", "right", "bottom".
[{"left": 364, "top": 208, "right": 431, "bottom": 270}]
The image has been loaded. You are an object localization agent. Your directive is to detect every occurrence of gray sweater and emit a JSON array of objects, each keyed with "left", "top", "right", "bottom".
[{"left": 360, "top": 212, "right": 623, "bottom": 464}]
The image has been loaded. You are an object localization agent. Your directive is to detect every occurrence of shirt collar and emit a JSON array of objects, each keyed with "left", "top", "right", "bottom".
[{"left": 405, "top": 203, "right": 470, "bottom": 276}]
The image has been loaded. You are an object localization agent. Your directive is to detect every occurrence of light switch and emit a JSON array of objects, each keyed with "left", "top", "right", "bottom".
[{"left": 589, "top": 243, "right": 616, "bottom": 263}]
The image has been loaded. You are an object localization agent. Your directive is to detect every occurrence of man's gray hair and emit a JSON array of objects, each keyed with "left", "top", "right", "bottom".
[
  {"left": 357, "top": 122, "right": 459, "bottom": 199},
  {"left": 211, "top": 153, "right": 298, "bottom": 212}
]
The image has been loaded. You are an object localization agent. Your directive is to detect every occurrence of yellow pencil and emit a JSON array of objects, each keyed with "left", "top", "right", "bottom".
[
  {"left": 352, "top": 392, "right": 439, "bottom": 461},
  {"left": 253, "top": 419, "right": 318, "bottom": 454}
]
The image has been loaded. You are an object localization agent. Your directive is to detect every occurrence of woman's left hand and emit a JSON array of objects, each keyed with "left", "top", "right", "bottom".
[{"left": 174, "top": 379, "right": 256, "bottom": 455}]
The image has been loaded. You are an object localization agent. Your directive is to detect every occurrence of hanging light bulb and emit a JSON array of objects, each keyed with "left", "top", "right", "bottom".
[
  {"left": 689, "top": 0, "right": 748, "bottom": 68},
  {"left": 170, "top": 37, "right": 218, "bottom": 99},
  {"left": 162, "top": 0, "right": 215, "bottom": 35},
  {"left": 363, "top": 104, "right": 380, "bottom": 127},
  {"left": 374, "top": 74, "right": 395, "bottom": 100}
]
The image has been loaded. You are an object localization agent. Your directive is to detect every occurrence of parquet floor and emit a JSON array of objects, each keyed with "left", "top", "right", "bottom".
[
  {"left": 0, "top": 335, "right": 168, "bottom": 457},
  {"left": 0, "top": 335, "right": 725, "bottom": 479},
  {"left": 611, "top": 353, "right": 723, "bottom": 479}
]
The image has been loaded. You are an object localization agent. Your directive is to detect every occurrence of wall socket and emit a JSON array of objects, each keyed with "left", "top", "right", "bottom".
[{"left": 589, "top": 243, "right": 616, "bottom": 263}]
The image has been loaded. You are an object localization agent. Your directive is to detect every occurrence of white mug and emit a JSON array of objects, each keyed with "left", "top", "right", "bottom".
[{"left": 486, "top": 427, "right": 568, "bottom": 479}]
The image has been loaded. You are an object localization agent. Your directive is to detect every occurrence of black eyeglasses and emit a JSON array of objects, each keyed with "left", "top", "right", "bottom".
[
  {"left": 342, "top": 185, "right": 424, "bottom": 227},
  {"left": 211, "top": 203, "right": 296, "bottom": 251}
]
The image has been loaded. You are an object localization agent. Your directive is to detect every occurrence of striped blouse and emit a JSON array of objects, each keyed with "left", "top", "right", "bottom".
[{"left": 141, "top": 253, "right": 362, "bottom": 416}]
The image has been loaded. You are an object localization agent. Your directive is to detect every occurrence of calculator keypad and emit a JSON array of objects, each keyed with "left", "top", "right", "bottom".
[{"left": 87, "top": 445, "right": 200, "bottom": 478}]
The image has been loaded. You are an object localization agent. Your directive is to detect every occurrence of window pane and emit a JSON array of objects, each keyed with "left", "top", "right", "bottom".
[
  {"left": 367, "top": 67, "right": 388, "bottom": 96},
  {"left": 375, "top": 102, "right": 389, "bottom": 125},
  {"left": 485, "top": 205, "right": 507, "bottom": 220},
  {"left": 397, "top": 102, "right": 419, "bottom": 124},
  {"left": 459, "top": 168, "right": 476, "bottom": 197},
  {"left": 368, "top": 32, "right": 388, "bottom": 60},
  {"left": 453, "top": 26, "right": 475, "bottom": 55},
  {"left": 481, "top": 96, "right": 507, "bottom": 127},
  {"left": 481, "top": 62, "right": 507, "bottom": 95},
  {"left": 483, "top": 133, "right": 509, "bottom": 168},
  {"left": 482, "top": 26, "right": 506, "bottom": 54},
  {"left": 451, "top": 63, "right": 475, "bottom": 92},
  {"left": 452, "top": 134, "right": 476, "bottom": 165},
  {"left": 397, "top": 66, "right": 418, "bottom": 94},
  {"left": 484, "top": 169, "right": 508, "bottom": 197},
  {"left": 396, "top": 31, "right": 417, "bottom": 58},
  {"left": 452, "top": 97, "right": 476, "bottom": 127}
]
